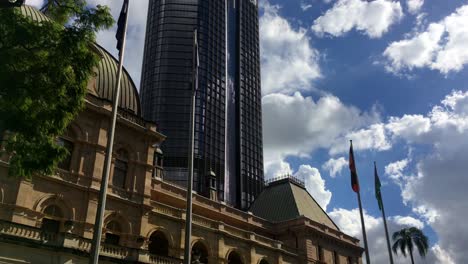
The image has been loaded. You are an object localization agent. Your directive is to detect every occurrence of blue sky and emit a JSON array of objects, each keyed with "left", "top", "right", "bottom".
[{"left": 27, "top": 0, "right": 468, "bottom": 263}]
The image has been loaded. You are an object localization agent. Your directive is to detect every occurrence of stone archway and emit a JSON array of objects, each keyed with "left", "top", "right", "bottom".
[
  {"left": 227, "top": 251, "right": 243, "bottom": 264},
  {"left": 148, "top": 230, "right": 169, "bottom": 256},
  {"left": 191, "top": 241, "right": 209, "bottom": 263}
]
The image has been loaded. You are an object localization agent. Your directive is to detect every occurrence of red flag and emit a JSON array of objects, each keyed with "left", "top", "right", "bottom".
[{"left": 349, "top": 140, "right": 360, "bottom": 192}]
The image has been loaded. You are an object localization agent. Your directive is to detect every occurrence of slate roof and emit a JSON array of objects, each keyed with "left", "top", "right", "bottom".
[
  {"left": 250, "top": 177, "right": 339, "bottom": 230},
  {"left": 19, "top": 5, "right": 141, "bottom": 115}
]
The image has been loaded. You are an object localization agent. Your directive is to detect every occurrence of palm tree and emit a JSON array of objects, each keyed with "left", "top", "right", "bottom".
[{"left": 392, "top": 227, "right": 429, "bottom": 264}]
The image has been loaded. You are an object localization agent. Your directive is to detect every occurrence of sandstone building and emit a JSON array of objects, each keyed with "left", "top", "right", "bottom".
[{"left": 0, "top": 6, "right": 363, "bottom": 264}]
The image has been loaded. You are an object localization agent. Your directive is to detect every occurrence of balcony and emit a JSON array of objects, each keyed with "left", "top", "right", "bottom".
[{"left": 0, "top": 220, "right": 182, "bottom": 264}]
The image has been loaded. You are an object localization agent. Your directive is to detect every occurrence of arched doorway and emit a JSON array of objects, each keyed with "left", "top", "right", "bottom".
[
  {"left": 148, "top": 231, "right": 169, "bottom": 256},
  {"left": 104, "top": 220, "right": 122, "bottom": 246},
  {"left": 227, "top": 251, "right": 243, "bottom": 264},
  {"left": 191, "top": 241, "right": 208, "bottom": 263},
  {"left": 259, "top": 260, "right": 269, "bottom": 264},
  {"left": 41, "top": 204, "right": 63, "bottom": 233}
]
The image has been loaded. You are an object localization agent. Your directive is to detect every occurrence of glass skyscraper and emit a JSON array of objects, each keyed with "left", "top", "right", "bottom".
[{"left": 140, "top": 0, "right": 263, "bottom": 209}]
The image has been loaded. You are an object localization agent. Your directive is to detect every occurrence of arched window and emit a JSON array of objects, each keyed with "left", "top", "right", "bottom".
[
  {"left": 104, "top": 220, "right": 121, "bottom": 246},
  {"left": 113, "top": 149, "right": 128, "bottom": 188},
  {"left": 191, "top": 241, "right": 208, "bottom": 263},
  {"left": 152, "top": 147, "right": 163, "bottom": 178},
  {"left": 42, "top": 205, "right": 63, "bottom": 233},
  {"left": 227, "top": 251, "right": 243, "bottom": 264},
  {"left": 57, "top": 137, "right": 74, "bottom": 170},
  {"left": 148, "top": 231, "right": 169, "bottom": 256}
]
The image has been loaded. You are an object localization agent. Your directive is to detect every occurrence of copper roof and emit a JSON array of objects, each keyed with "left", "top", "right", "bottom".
[
  {"left": 19, "top": 5, "right": 141, "bottom": 115},
  {"left": 250, "top": 177, "right": 339, "bottom": 230}
]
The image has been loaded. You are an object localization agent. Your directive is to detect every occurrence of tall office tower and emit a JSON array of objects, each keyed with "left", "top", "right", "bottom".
[{"left": 140, "top": 0, "right": 263, "bottom": 209}]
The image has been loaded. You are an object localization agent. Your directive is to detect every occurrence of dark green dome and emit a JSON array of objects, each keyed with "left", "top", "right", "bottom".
[{"left": 19, "top": 5, "right": 141, "bottom": 115}]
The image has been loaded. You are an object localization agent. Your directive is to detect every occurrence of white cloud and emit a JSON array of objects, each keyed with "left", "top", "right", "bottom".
[
  {"left": 310, "top": 90, "right": 468, "bottom": 262},
  {"left": 383, "top": 23, "right": 444, "bottom": 73},
  {"left": 432, "top": 244, "right": 456, "bottom": 264},
  {"left": 260, "top": 1, "right": 321, "bottom": 94},
  {"left": 384, "top": 5, "right": 468, "bottom": 75},
  {"left": 407, "top": 0, "right": 424, "bottom": 14},
  {"left": 296, "top": 165, "right": 332, "bottom": 210},
  {"left": 330, "top": 208, "right": 443, "bottom": 264},
  {"left": 329, "top": 123, "right": 391, "bottom": 154},
  {"left": 390, "top": 215, "right": 424, "bottom": 229},
  {"left": 322, "top": 157, "right": 347, "bottom": 178},
  {"left": 329, "top": 208, "right": 381, "bottom": 238},
  {"left": 25, "top": 0, "right": 44, "bottom": 7},
  {"left": 262, "top": 92, "right": 379, "bottom": 162},
  {"left": 300, "top": 1, "right": 313, "bottom": 11},
  {"left": 264, "top": 158, "right": 292, "bottom": 180},
  {"left": 385, "top": 114, "right": 431, "bottom": 142},
  {"left": 385, "top": 159, "right": 409, "bottom": 181},
  {"left": 312, "top": 0, "right": 403, "bottom": 38},
  {"left": 378, "top": 90, "right": 468, "bottom": 263}
]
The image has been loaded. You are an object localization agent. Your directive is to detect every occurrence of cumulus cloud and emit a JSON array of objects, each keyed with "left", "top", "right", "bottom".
[
  {"left": 264, "top": 158, "right": 292, "bottom": 180},
  {"left": 385, "top": 159, "right": 409, "bottom": 181},
  {"left": 407, "top": 0, "right": 424, "bottom": 14},
  {"left": 390, "top": 215, "right": 424, "bottom": 229},
  {"left": 378, "top": 90, "right": 468, "bottom": 263},
  {"left": 385, "top": 114, "right": 431, "bottom": 142},
  {"left": 330, "top": 208, "right": 444, "bottom": 264},
  {"left": 322, "top": 157, "right": 347, "bottom": 177},
  {"left": 312, "top": 0, "right": 403, "bottom": 38},
  {"left": 383, "top": 23, "right": 444, "bottom": 73},
  {"left": 260, "top": 1, "right": 321, "bottom": 94},
  {"left": 329, "top": 123, "right": 391, "bottom": 154},
  {"left": 296, "top": 165, "right": 332, "bottom": 210},
  {"left": 262, "top": 92, "right": 379, "bottom": 162},
  {"left": 315, "top": 91, "right": 468, "bottom": 261},
  {"left": 384, "top": 5, "right": 468, "bottom": 74}
]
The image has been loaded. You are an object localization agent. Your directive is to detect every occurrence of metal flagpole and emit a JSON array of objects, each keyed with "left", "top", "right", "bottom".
[
  {"left": 357, "top": 190, "right": 371, "bottom": 264},
  {"left": 184, "top": 28, "right": 199, "bottom": 264},
  {"left": 375, "top": 162, "right": 394, "bottom": 264},
  {"left": 350, "top": 140, "right": 370, "bottom": 264},
  {"left": 89, "top": 1, "right": 129, "bottom": 263}
]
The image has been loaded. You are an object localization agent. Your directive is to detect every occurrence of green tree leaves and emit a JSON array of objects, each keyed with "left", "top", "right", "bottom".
[{"left": 0, "top": 2, "right": 113, "bottom": 178}]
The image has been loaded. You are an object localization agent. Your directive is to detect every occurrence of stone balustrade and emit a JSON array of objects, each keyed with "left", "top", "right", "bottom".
[{"left": 0, "top": 220, "right": 182, "bottom": 264}]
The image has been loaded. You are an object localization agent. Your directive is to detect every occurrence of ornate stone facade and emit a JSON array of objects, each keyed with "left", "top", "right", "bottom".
[{"left": 0, "top": 86, "right": 363, "bottom": 264}]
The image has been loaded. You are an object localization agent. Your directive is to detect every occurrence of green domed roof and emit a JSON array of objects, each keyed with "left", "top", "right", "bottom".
[{"left": 19, "top": 5, "right": 141, "bottom": 115}]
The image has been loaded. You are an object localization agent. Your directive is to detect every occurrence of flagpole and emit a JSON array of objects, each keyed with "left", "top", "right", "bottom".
[
  {"left": 357, "top": 190, "right": 371, "bottom": 264},
  {"left": 184, "top": 28, "right": 198, "bottom": 264},
  {"left": 375, "top": 162, "right": 394, "bottom": 264},
  {"left": 89, "top": 1, "right": 129, "bottom": 263},
  {"left": 350, "top": 140, "right": 370, "bottom": 264}
]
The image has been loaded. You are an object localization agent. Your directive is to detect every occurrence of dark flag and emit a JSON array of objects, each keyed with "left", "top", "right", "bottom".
[
  {"left": 349, "top": 140, "right": 360, "bottom": 192},
  {"left": 115, "top": 0, "right": 129, "bottom": 57},
  {"left": 375, "top": 162, "right": 383, "bottom": 211}
]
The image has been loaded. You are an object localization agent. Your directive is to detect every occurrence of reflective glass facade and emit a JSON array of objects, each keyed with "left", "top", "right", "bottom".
[{"left": 140, "top": 0, "right": 263, "bottom": 209}]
